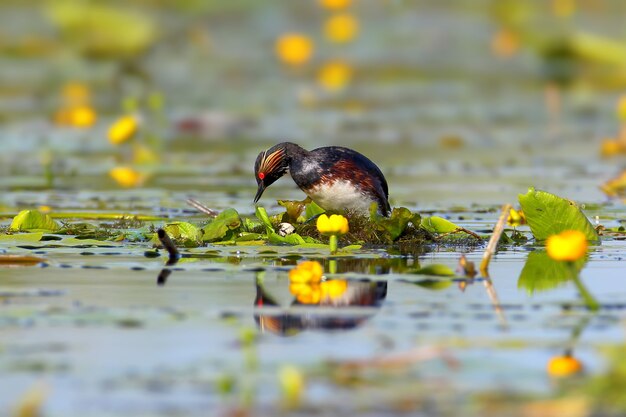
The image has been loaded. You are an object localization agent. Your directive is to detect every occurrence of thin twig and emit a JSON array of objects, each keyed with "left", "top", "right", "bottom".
[
  {"left": 480, "top": 204, "right": 512, "bottom": 276},
  {"left": 186, "top": 198, "right": 219, "bottom": 218}
]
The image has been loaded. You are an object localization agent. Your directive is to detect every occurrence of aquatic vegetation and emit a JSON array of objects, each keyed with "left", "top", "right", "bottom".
[{"left": 9, "top": 210, "right": 60, "bottom": 233}]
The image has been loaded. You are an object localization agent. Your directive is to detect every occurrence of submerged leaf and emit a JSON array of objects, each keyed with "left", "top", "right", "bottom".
[
  {"left": 202, "top": 209, "right": 242, "bottom": 242},
  {"left": 518, "top": 188, "right": 599, "bottom": 242},
  {"left": 9, "top": 210, "right": 60, "bottom": 232}
]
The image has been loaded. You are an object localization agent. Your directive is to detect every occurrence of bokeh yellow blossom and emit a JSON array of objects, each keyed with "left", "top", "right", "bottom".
[
  {"left": 316, "top": 214, "right": 349, "bottom": 235},
  {"left": 317, "top": 61, "right": 352, "bottom": 91},
  {"left": 546, "top": 230, "right": 588, "bottom": 262},
  {"left": 507, "top": 208, "right": 526, "bottom": 227},
  {"left": 109, "top": 166, "right": 144, "bottom": 188},
  {"left": 600, "top": 138, "right": 626, "bottom": 158},
  {"left": 547, "top": 355, "right": 583, "bottom": 377},
  {"left": 289, "top": 260, "right": 323, "bottom": 284},
  {"left": 318, "top": 0, "right": 351, "bottom": 10},
  {"left": 323, "top": 13, "right": 359, "bottom": 43},
  {"left": 275, "top": 33, "right": 314, "bottom": 66},
  {"left": 109, "top": 115, "right": 139, "bottom": 145}
]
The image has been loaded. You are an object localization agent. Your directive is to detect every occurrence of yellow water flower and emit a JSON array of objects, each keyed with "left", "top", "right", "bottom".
[
  {"left": 319, "top": 0, "right": 351, "bottom": 10},
  {"left": 275, "top": 33, "right": 314, "bottom": 66},
  {"left": 320, "top": 279, "right": 348, "bottom": 300},
  {"left": 109, "top": 166, "right": 144, "bottom": 188},
  {"left": 109, "top": 115, "right": 139, "bottom": 145},
  {"left": 289, "top": 260, "right": 323, "bottom": 284},
  {"left": 546, "top": 230, "right": 588, "bottom": 262},
  {"left": 323, "top": 13, "right": 359, "bottom": 43},
  {"left": 547, "top": 355, "right": 583, "bottom": 377},
  {"left": 600, "top": 138, "right": 626, "bottom": 158},
  {"left": 317, "top": 60, "right": 352, "bottom": 91},
  {"left": 507, "top": 208, "right": 526, "bottom": 227},
  {"left": 316, "top": 214, "right": 349, "bottom": 235}
]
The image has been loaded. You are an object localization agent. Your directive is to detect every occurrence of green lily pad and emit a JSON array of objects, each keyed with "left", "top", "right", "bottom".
[
  {"left": 413, "top": 279, "right": 454, "bottom": 290},
  {"left": 518, "top": 187, "right": 599, "bottom": 242},
  {"left": 163, "top": 222, "right": 203, "bottom": 247},
  {"left": 0, "top": 232, "right": 44, "bottom": 243},
  {"left": 420, "top": 216, "right": 459, "bottom": 234},
  {"left": 9, "top": 210, "right": 60, "bottom": 233},
  {"left": 203, "top": 209, "right": 242, "bottom": 242}
]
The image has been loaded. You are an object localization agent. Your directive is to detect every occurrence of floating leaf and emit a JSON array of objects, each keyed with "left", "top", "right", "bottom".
[
  {"left": 413, "top": 264, "right": 456, "bottom": 277},
  {"left": 163, "top": 221, "right": 202, "bottom": 247},
  {"left": 518, "top": 188, "right": 599, "bottom": 242},
  {"left": 0, "top": 232, "right": 44, "bottom": 243},
  {"left": 202, "top": 209, "right": 241, "bottom": 242},
  {"left": 0, "top": 255, "right": 46, "bottom": 266},
  {"left": 518, "top": 251, "right": 586, "bottom": 293},
  {"left": 420, "top": 216, "right": 459, "bottom": 234},
  {"left": 9, "top": 210, "right": 60, "bottom": 232}
]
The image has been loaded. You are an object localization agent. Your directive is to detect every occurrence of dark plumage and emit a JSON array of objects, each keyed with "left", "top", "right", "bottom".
[{"left": 254, "top": 142, "right": 390, "bottom": 216}]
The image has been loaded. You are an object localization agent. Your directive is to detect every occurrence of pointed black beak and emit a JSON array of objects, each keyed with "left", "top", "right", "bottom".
[{"left": 254, "top": 182, "right": 265, "bottom": 203}]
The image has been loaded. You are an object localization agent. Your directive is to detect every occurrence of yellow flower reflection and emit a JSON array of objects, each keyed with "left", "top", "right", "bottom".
[
  {"left": 320, "top": 279, "right": 348, "bottom": 300},
  {"left": 316, "top": 214, "right": 349, "bottom": 235},
  {"left": 289, "top": 282, "right": 322, "bottom": 304},
  {"left": 275, "top": 33, "right": 314, "bottom": 66},
  {"left": 317, "top": 61, "right": 352, "bottom": 91},
  {"left": 546, "top": 230, "right": 588, "bottom": 262},
  {"left": 318, "top": 0, "right": 351, "bottom": 10},
  {"left": 289, "top": 260, "right": 323, "bottom": 284},
  {"left": 323, "top": 13, "right": 359, "bottom": 43},
  {"left": 109, "top": 115, "right": 139, "bottom": 145},
  {"left": 109, "top": 166, "right": 144, "bottom": 188},
  {"left": 547, "top": 354, "right": 583, "bottom": 377}
]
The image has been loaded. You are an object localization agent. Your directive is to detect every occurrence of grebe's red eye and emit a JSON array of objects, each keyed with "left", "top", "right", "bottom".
[{"left": 258, "top": 172, "right": 265, "bottom": 180}]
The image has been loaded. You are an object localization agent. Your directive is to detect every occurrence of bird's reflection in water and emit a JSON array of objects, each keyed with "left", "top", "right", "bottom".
[{"left": 254, "top": 278, "right": 387, "bottom": 336}]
